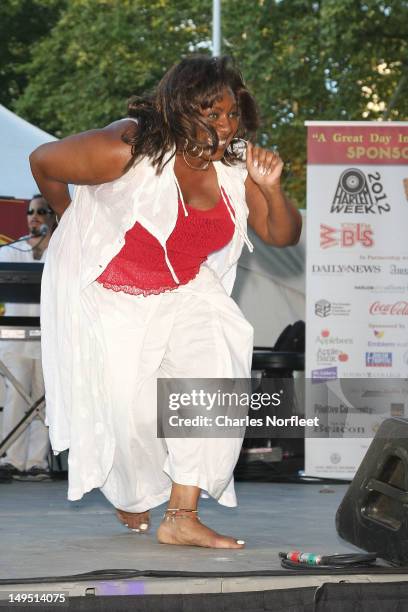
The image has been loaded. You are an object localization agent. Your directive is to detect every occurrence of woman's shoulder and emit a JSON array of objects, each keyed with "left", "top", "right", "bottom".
[
  {"left": 100, "top": 118, "right": 139, "bottom": 142},
  {"left": 108, "top": 117, "right": 139, "bottom": 132}
]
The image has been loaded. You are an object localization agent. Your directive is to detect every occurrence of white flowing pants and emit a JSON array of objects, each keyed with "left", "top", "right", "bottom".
[{"left": 93, "top": 265, "right": 254, "bottom": 512}]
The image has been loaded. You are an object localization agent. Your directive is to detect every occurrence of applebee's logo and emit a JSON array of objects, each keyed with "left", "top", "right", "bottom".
[
  {"left": 369, "top": 301, "right": 408, "bottom": 315},
  {"left": 316, "top": 329, "right": 353, "bottom": 345},
  {"left": 320, "top": 223, "right": 374, "bottom": 249}
]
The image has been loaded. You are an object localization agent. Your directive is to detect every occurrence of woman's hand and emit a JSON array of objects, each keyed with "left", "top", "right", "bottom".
[{"left": 246, "top": 141, "right": 283, "bottom": 189}]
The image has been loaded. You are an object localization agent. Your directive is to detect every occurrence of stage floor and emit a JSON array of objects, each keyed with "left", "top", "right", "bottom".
[{"left": 1, "top": 480, "right": 407, "bottom": 597}]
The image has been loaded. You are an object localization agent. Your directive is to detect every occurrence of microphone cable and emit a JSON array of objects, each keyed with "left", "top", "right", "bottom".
[
  {"left": 2, "top": 226, "right": 48, "bottom": 253},
  {"left": 279, "top": 551, "right": 378, "bottom": 571}
]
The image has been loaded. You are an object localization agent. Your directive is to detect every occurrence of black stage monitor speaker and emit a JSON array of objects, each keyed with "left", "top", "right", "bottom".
[{"left": 336, "top": 418, "right": 408, "bottom": 566}]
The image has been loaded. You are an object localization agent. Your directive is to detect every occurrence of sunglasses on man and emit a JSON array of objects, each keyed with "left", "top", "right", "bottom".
[{"left": 27, "top": 208, "right": 53, "bottom": 216}]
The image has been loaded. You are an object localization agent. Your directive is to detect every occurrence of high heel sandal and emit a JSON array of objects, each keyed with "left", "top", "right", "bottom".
[{"left": 116, "top": 508, "right": 150, "bottom": 533}]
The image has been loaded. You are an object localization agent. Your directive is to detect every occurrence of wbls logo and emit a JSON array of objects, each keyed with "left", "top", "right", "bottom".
[
  {"left": 330, "top": 168, "right": 391, "bottom": 214},
  {"left": 320, "top": 223, "right": 374, "bottom": 249}
]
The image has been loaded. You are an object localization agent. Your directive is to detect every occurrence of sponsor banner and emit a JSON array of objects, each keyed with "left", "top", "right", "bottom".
[
  {"left": 307, "top": 124, "right": 408, "bottom": 165},
  {"left": 305, "top": 120, "right": 408, "bottom": 479}
]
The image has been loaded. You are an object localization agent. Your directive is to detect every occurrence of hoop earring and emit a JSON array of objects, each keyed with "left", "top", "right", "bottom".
[
  {"left": 183, "top": 140, "right": 210, "bottom": 171},
  {"left": 183, "top": 140, "right": 204, "bottom": 158}
]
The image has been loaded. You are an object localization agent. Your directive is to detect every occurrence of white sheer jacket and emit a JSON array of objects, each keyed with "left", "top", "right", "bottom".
[{"left": 40, "top": 149, "right": 253, "bottom": 500}]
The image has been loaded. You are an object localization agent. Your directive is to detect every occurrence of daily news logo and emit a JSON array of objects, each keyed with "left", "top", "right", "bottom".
[
  {"left": 320, "top": 223, "right": 374, "bottom": 249},
  {"left": 331, "top": 168, "right": 391, "bottom": 214}
]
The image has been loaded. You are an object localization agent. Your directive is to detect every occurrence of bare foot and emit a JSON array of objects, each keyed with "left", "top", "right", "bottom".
[
  {"left": 157, "top": 512, "right": 245, "bottom": 549},
  {"left": 116, "top": 508, "right": 150, "bottom": 533}
]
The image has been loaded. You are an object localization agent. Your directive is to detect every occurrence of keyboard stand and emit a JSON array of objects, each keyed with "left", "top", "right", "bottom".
[{"left": 0, "top": 317, "right": 45, "bottom": 459}]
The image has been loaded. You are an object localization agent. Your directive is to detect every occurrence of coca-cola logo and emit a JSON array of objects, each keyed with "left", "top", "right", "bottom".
[{"left": 369, "top": 301, "right": 408, "bottom": 315}]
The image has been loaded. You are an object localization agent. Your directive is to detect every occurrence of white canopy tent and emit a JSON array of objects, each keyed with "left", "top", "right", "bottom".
[
  {"left": 233, "top": 211, "right": 306, "bottom": 347},
  {"left": 0, "top": 104, "right": 56, "bottom": 199}
]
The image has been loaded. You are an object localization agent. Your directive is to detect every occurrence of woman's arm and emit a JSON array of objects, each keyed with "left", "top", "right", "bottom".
[
  {"left": 245, "top": 142, "right": 302, "bottom": 247},
  {"left": 29, "top": 120, "right": 136, "bottom": 218}
]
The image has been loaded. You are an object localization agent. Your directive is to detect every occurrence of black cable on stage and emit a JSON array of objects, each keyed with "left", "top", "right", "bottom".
[
  {"left": 1, "top": 561, "right": 407, "bottom": 586},
  {"left": 279, "top": 551, "right": 378, "bottom": 571}
]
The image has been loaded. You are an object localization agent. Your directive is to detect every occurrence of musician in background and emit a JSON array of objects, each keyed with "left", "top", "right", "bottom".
[{"left": 0, "top": 195, "right": 56, "bottom": 481}]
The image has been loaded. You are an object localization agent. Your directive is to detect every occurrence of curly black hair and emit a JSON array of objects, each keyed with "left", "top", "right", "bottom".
[{"left": 123, "top": 55, "right": 259, "bottom": 173}]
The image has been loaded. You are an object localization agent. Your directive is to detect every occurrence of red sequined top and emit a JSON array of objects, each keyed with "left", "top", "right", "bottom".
[{"left": 97, "top": 192, "right": 235, "bottom": 296}]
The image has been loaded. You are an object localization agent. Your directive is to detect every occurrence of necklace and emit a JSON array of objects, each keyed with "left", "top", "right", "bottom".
[{"left": 182, "top": 149, "right": 210, "bottom": 171}]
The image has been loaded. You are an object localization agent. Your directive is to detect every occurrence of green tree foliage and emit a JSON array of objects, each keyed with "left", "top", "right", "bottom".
[
  {"left": 7, "top": 0, "right": 408, "bottom": 207},
  {"left": 222, "top": 0, "right": 408, "bottom": 203},
  {"left": 14, "top": 0, "right": 212, "bottom": 135},
  {"left": 0, "top": 0, "right": 64, "bottom": 108}
]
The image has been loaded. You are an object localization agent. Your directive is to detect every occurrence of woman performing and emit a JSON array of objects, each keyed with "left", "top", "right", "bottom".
[{"left": 30, "top": 55, "right": 301, "bottom": 549}]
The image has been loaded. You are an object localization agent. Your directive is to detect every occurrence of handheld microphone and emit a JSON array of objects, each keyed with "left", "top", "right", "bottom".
[{"left": 31, "top": 224, "right": 49, "bottom": 237}]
